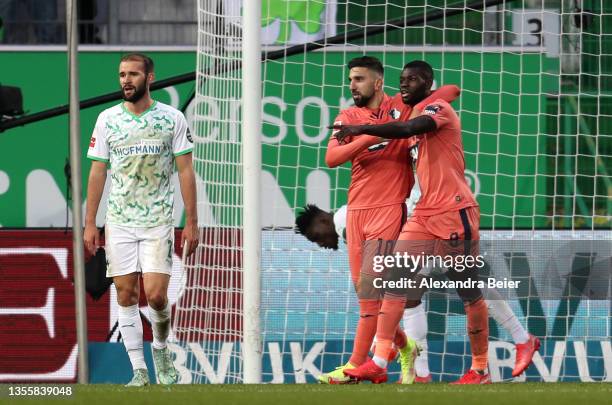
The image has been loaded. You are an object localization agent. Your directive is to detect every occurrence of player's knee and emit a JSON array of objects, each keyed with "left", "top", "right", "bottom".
[
  {"left": 146, "top": 292, "right": 167, "bottom": 310},
  {"left": 116, "top": 288, "right": 138, "bottom": 306}
]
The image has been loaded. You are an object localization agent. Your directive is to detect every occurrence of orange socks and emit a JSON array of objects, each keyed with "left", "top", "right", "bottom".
[
  {"left": 373, "top": 297, "right": 406, "bottom": 361},
  {"left": 465, "top": 297, "right": 489, "bottom": 371},
  {"left": 349, "top": 299, "right": 380, "bottom": 366}
]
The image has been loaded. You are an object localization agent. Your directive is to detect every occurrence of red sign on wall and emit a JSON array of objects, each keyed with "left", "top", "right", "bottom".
[{"left": 0, "top": 229, "right": 242, "bottom": 382}]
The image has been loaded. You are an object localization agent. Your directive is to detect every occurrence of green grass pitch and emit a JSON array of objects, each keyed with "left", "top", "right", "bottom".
[{"left": 1, "top": 383, "right": 611, "bottom": 405}]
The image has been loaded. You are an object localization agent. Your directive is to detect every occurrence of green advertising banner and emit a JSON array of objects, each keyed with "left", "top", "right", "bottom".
[{"left": 0, "top": 50, "right": 558, "bottom": 229}]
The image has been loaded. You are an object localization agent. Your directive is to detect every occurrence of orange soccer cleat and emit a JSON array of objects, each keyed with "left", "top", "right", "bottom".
[
  {"left": 450, "top": 369, "right": 491, "bottom": 385},
  {"left": 343, "top": 359, "right": 388, "bottom": 384},
  {"left": 512, "top": 334, "right": 541, "bottom": 377}
]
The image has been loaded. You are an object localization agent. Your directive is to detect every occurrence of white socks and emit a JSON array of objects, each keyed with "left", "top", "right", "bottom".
[
  {"left": 486, "top": 299, "right": 529, "bottom": 344},
  {"left": 373, "top": 356, "right": 388, "bottom": 368},
  {"left": 148, "top": 303, "right": 171, "bottom": 350},
  {"left": 118, "top": 304, "right": 146, "bottom": 370},
  {"left": 403, "top": 303, "right": 430, "bottom": 377}
]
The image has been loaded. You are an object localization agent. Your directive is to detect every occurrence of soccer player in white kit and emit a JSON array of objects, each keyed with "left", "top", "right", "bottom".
[{"left": 84, "top": 54, "right": 198, "bottom": 387}]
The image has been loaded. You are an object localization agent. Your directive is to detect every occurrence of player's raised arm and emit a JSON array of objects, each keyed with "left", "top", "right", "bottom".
[{"left": 418, "top": 84, "right": 460, "bottom": 107}]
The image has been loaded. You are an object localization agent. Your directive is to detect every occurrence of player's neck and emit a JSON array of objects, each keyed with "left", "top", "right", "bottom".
[
  {"left": 365, "top": 91, "right": 384, "bottom": 111},
  {"left": 409, "top": 90, "right": 432, "bottom": 107},
  {"left": 123, "top": 94, "right": 154, "bottom": 116}
]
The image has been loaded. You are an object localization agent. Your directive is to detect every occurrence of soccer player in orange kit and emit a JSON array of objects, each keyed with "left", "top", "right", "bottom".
[
  {"left": 317, "top": 56, "right": 461, "bottom": 384},
  {"left": 334, "top": 60, "right": 503, "bottom": 384}
]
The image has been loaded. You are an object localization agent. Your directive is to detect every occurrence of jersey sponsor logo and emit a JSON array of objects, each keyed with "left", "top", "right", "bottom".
[
  {"left": 89, "top": 137, "right": 96, "bottom": 148},
  {"left": 112, "top": 141, "right": 167, "bottom": 158},
  {"left": 424, "top": 104, "right": 442, "bottom": 115},
  {"left": 389, "top": 108, "right": 401, "bottom": 120},
  {"left": 367, "top": 140, "right": 389, "bottom": 152}
]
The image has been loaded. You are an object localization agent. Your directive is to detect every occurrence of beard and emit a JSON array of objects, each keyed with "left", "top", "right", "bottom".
[
  {"left": 352, "top": 92, "right": 373, "bottom": 108},
  {"left": 122, "top": 81, "right": 147, "bottom": 103}
]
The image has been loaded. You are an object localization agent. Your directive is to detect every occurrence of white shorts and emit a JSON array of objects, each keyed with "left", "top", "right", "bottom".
[{"left": 104, "top": 223, "right": 174, "bottom": 278}]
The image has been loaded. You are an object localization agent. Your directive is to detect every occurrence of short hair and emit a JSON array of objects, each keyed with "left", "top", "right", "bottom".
[
  {"left": 403, "top": 60, "right": 434, "bottom": 83},
  {"left": 120, "top": 53, "right": 154, "bottom": 74},
  {"left": 348, "top": 56, "right": 384, "bottom": 76},
  {"left": 295, "top": 204, "right": 325, "bottom": 235}
]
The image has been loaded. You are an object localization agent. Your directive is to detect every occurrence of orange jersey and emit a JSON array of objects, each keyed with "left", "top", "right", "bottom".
[
  {"left": 328, "top": 93, "right": 414, "bottom": 210},
  {"left": 410, "top": 99, "right": 478, "bottom": 216}
]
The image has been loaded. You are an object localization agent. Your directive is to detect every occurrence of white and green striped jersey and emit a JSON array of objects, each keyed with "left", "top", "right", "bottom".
[{"left": 87, "top": 101, "right": 193, "bottom": 227}]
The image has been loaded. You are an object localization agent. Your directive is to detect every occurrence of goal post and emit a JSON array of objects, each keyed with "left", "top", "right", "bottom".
[{"left": 242, "top": 0, "right": 263, "bottom": 384}]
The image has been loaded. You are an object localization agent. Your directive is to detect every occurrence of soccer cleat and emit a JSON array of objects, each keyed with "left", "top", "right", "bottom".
[
  {"left": 512, "top": 334, "right": 541, "bottom": 377},
  {"left": 397, "top": 338, "right": 419, "bottom": 384},
  {"left": 125, "top": 368, "right": 150, "bottom": 387},
  {"left": 153, "top": 347, "right": 179, "bottom": 385},
  {"left": 317, "top": 362, "right": 357, "bottom": 384},
  {"left": 343, "top": 359, "right": 388, "bottom": 384},
  {"left": 415, "top": 374, "right": 433, "bottom": 383},
  {"left": 450, "top": 369, "right": 491, "bottom": 385}
]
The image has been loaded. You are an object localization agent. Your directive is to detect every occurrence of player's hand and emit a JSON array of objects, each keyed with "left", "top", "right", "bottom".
[
  {"left": 181, "top": 221, "right": 199, "bottom": 257},
  {"left": 83, "top": 224, "right": 100, "bottom": 255},
  {"left": 328, "top": 124, "right": 363, "bottom": 143}
]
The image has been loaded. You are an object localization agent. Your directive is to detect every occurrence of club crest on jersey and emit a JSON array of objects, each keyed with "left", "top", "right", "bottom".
[
  {"left": 389, "top": 108, "right": 401, "bottom": 120},
  {"left": 424, "top": 105, "right": 442, "bottom": 115},
  {"left": 368, "top": 140, "right": 389, "bottom": 152},
  {"left": 89, "top": 137, "right": 96, "bottom": 148}
]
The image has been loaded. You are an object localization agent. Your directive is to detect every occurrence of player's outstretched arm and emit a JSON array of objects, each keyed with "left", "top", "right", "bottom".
[
  {"left": 331, "top": 115, "right": 437, "bottom": 143},
  {"left": 84, "top": 161, "right": 107, "bottom": 255},
  {"left": 325, "top": 134, "right": 384, "bottom": 167},
  {"left": 176, "top": 153, "right": 198, "bottom": 256}
]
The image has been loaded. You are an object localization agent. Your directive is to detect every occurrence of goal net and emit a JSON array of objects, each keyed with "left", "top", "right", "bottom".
[{"left": 173, "top": 0, "right": 611, "bottom": 383}]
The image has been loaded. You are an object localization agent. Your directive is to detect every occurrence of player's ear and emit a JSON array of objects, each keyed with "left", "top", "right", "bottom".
[
  {"left": 374, "top": 76, "right": 383, "bottom": 91},
  {"left": 425, "top": 77, "right": 433, "bottom": 90}
]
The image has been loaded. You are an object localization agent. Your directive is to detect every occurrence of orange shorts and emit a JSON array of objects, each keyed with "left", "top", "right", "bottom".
[
  {"left": 399, "top": 206, "right": 480, "bottom": 241},
  {"left": 346, "top": 203, "right": 407, "bottom": 287}
]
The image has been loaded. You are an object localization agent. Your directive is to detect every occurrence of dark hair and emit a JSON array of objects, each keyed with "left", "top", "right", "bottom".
[
  {"left": 348, "top": 56, "right": 384, "bottom": 76},
  {"left": 120, "top": 53, "right": 155, "bottom": 74},
  {"left": 295, "top": 204, "right": 325, "bottom": 235},
  {"left": 403, "top": 60, "right": 434, "bottom": 83}
]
